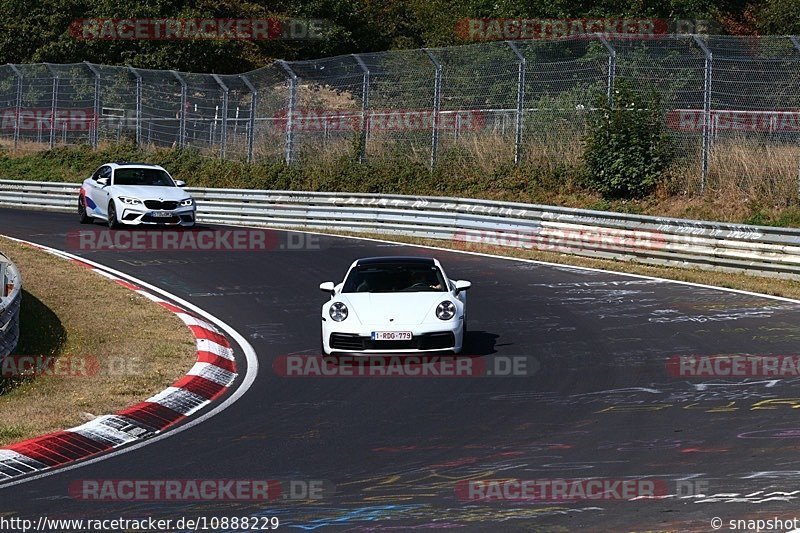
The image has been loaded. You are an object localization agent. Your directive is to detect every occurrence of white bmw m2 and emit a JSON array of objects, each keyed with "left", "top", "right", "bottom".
[
  {"left": 79, "top": 162, "right": 196, "bottom": 228},
  {"left": 320, "top": 257, "right": 471, "bottom": 355}
]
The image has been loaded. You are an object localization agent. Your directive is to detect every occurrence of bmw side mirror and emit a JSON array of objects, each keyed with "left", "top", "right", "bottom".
[
  {"left": 96, "top": 177, "right": 109, "bottom": 186},
  {"left": 175, "top": 180, "right": 186, "bottom": 187},
  {"left": 454, "top": 280, "right": 471, "bottom": 294},
  {"left": 319, "top": 282, "right": 335, "bottom": 294}
]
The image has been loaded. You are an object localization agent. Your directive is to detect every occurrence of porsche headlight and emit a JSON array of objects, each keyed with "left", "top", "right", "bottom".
[
  {"left": 180, "top": 198, "right": 194, "bottom": 207},
  {"left": 118, "top": 196, "right": 142, "bottom": 205},
  {"left": 436, "top": 300, "right": 456, "bottom": 320},
  {"left": 329, "top": 302, "right": 348, "bottom": 322}
]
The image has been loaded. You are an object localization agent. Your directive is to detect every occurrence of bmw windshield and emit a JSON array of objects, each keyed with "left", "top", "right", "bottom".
[
  {"left": 342, "top": 263, "right": 447, "bottom": 293},
  {"left": 113, "top": 168, "right": 175, "bottom": 186}
]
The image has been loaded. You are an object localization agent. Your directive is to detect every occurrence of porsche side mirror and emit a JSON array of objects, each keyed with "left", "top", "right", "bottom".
[
  {"left": 454, "top": 280, "right": 471, "bottom": 294},
  {"left": 175, "top": 180, "right": 186, "bottom": 187},
  {"left": 96, "top": 177, "right": 109, "bottom": 186},
  {"left": 319, "top": 281, "right": 335, "bottom": 294}
]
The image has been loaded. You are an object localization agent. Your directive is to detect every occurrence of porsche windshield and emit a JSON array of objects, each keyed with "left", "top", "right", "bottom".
[
  {"left": 342, "top": 263, "right": 447, "bottom": 293},
  {"left": 113, "top": 168, "right": 175, "bottom": 186}
]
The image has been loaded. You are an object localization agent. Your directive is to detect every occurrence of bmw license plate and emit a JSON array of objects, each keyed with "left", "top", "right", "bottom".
[
  {"left": 150, "top": 211, "right": 172, "bottom": 217},
  {"left": 371, "top": 331, "right": 412, "bottom": 341}
]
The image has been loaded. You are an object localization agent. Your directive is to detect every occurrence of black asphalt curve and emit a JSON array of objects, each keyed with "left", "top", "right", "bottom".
[{"left": 3, "top": 207, "right": 800, "bottom": 532}]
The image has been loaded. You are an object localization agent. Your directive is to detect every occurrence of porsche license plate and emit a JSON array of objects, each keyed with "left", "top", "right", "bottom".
[
  {"left": 150, "top": 211, "right": 172, "bottom": 217},
  {"left": 371, "top": 331, "right": 412, "bottom": 341}
]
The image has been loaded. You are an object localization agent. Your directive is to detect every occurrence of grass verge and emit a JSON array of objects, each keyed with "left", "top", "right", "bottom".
[{"left": 0, "top": 236, "right": 196, "bottom": 446}]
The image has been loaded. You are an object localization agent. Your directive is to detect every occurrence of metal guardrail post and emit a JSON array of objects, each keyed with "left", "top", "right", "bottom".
[
  {"left": 211, "top": 74, "right": 229, "bottom": 158},
  {"left": 170, "top": 70, "right": 188, "bottom": 149},
  {"left": 277, "top": 60, "right": 298, "bottom": 165},
  {"left": 506, "top": 41, "right": 526, "bottom": 165},
  {"left": 423, "top": 49, "right": 442, "bottom": 170},
  {"left": 0, "top": 258, "right": 6, "bottom": 298},
  {"left": 693, "top": 34, "right": 712, "bottom": 192},
  {"left": 596, "top": 34, "right": 616, "bottom": 109},
  {"left": 239, "top": 74, "right": 258, "bottom": 163},
  {"left": 84, "top": 61, "right": 101, "bottom": 148},
  {"left": 127, "top": 66, "right": 142, "bottom": 145},
  {"left": 7, "top": 64, "right": 22, "bottom": 150},
  {"left": 352, "top": 54, "right": 370, "bottom": 163},
  {"left": 44, "top": 64, "right": 59, "bottom": 149}
]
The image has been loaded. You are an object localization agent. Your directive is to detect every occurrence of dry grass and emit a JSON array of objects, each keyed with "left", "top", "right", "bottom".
[
  {"left": 320, "top": 229, "right": 800, "bottom": 301},
  {"left": 0, "top": 237, "right": 196, "bottom": 445},
  {"left": 707, "top": 139, "right": 800, "bottom": 205}
]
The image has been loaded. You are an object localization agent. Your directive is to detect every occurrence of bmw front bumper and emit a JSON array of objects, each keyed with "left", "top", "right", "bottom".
[{"left": 119, "top": 205, "right": 196, "bottom": 226}]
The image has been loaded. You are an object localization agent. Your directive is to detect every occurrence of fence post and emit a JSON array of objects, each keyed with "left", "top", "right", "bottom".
[
  {"left": 240, "top": 74, "right": 258, "bottom": 163},
  {"left": 84, "top": 62, "right": 101, "bottom": 148},
  {"left": 693, "top": 34, "right": 712, "bottom": 192},
  {"left": 127, "top": 66, "right": 142, "bottom": 146},
  {"left": 277, "top": 60, "right": 298, "bottom": 165},
  {"left": 506, "top": 41, "right": 526, "bottom": 165},
  {"left": 211, "top": 74, "right": 229, "bottom": 159},
  {"left": 44, "top": 64, "right": 59, "bottom": 149},
  {"left": 170, "top": 70, "right": 188, "bottom": 149},
  {"left": 596, "top": 34, "right": 616, "bottom": 109},
  {"left": 7, "top": 64, "right": 22, "bottom": 150},
  {"left": 423, "top": 49, "right": 442, "bottom": 170},
  {"left": 352, "top": 53, "right": 370, "bottom": 163}
]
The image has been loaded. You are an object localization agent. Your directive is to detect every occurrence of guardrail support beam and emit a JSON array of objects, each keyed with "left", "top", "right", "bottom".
[
  {"left": 7, "top": 64, "right": 22, "bottom": 150},
  {"left": 352, "top": 54, "right": 370, "bottom": 163},
  {"left": 277, "top": 60, "right": 298, "bottom": 165},
  {"left": 211, "top": 74, "right": 229, "bottom": 159},
  {"left": 44, "top": 64, "right": 59, "bottom": 149},
  {"left": 240, "top": 74, "right": 258, "bottom": 163},
  {"left": 596, "top": 34, "right": 616, "bottom": 109},
  {"left": 693, "top": 34, "right": 712, "bottom": 193},
  {"left": 506, "top": 41, "right": 526, "bottom": 165},
  {"left": 84, "top": 61, "right": 101, "bottom": 148},
  {"left": 170, "top": 70, "right": 188, "bottom": 149},
  {"left": 127, "top": 66, "right": 143, "bottom": 146},
  {"left": 423, "top": 49, "right": 442, "bottom": 170}
]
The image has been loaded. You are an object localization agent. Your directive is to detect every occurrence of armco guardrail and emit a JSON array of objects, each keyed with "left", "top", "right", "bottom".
[
  {"left": 0, "top": 252, "right": 21, "bottom": 360},
  {"left": 3, "top": 179, "right": 800, "bottom": 279}
]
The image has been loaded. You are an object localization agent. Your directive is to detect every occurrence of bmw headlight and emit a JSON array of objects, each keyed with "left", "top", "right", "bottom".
[
  {"left": 180, "top": 198, "right": 194, "bottom": 207},
  {"left": 329, "top": 302, "right": 348, "bottom": 322},
  {"left": 436, "top": 300, "right": 456, "bottom": 320},
  {"left": 118, "top": 196, "right": 142, "bottom": 205}
]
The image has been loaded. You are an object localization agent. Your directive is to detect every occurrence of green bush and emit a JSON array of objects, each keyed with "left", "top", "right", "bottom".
[{"left": 583, "top": 80, "right": 673, "bottom": 199}]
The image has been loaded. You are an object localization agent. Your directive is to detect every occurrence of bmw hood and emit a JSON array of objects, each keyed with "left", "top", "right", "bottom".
[
  {"left": 111, "top": 185, "right": 189, "bottom": 201},
  {"left": 338, "top": 292, "right": 455, "bottom": 325}
]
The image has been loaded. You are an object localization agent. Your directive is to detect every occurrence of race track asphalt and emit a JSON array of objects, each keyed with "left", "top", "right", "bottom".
[{"left": 3, "top": 207, "right": 800, "bottom": 531}]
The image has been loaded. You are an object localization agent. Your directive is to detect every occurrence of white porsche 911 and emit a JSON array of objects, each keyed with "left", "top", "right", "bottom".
[
  {"left": 78, "top": 162, "right": 196, "bottom": 228},
  {"left": 320, "top": 257, "right": 471, "bottom": 355}
]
